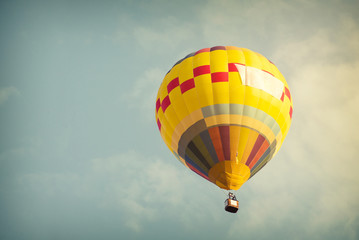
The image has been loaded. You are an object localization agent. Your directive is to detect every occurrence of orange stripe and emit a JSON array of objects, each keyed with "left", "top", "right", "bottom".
[
  {"left": 208, "top": 127, "right": 225, "bottom": 161},
  {"left": 249, "top": 140, "right": 270, "bottom": 169},
  {"left": 246, "top": 135, "right": 266, "bottom": 165}
]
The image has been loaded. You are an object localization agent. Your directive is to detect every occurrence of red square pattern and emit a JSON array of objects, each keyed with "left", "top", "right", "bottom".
[
  {"left": 211, "top": 72, "right": 228, "bottom": 83},
  {"left": 161, "top": 95, "right": 171, "bottom": 112},
  {"left": 180, "top": 78, "right": 195, "bottom": 94},
  {"left": 167, "top": 77, "right": 179, "bottom": 94}
]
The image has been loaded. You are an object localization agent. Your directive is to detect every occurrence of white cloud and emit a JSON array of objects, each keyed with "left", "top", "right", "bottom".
[
  {"left": 224, "top": 5, "right": 358, "bottom": 233},
  {"left": 9, "top": 1, "right": 359, "bottom": 237},
  {"left": 123, "top": 68, "right": 164, "bottom": 121},
  {"left": 226, "top": 13, "right": 359, "bottom": 239},
  {"left": 118, "top": 6, "right": 359, "bottom": 235},
  {"left": 90, "top": 150, "right": 219, "bottom": 231},
  {"left": 120, "top": 6, "right": 359, "bottom": 236},
  {"left": 0, "top": 87, "right": 19, "bottom": 105},
  {"left": 11, "top": 146, "right": 224, "bottom": 233},
  {"left": 196, "top": 0, "right": 294, "bottom": 47}
]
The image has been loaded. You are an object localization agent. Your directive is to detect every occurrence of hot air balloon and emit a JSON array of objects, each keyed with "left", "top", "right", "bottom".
[{"left": 155, "top": 46, "right": 293, "bottom": 213}]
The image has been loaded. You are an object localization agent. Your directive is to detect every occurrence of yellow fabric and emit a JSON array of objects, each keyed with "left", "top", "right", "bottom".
[
  {"left": 194, "top": 74, "right": 214, "bottom": 108},
  {"left": 208, "top": 160, "right": 251, "bottom": 190}
]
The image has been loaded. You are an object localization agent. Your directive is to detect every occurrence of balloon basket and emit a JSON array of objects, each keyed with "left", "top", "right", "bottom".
[{"left": 224, "top": 198, "right": 239, "bottom": 213}]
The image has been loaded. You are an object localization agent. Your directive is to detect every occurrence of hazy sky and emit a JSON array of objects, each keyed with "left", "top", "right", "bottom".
[{"left": 1, "top": 0, "right": 359, "bottom": 239}]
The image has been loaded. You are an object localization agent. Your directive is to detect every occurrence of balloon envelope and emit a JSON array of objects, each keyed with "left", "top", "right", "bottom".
[{"left": 155, "top": 46, "right": 293, "bottom": 190}]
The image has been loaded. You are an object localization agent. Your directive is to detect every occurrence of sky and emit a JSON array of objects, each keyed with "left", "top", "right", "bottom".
[{"left": 0, "top": 0, "right": 359, "bottom": 239}]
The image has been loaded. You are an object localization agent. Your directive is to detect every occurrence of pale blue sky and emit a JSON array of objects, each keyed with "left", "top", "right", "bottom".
[{"left": 1, "top": 0, "right": 359, "bottom": 239}]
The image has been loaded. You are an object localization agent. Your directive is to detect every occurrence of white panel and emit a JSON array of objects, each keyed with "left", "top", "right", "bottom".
[
  {"left": 235, "top": 64, "right": 284, "bottom": 100},
  {"left": 229, "top": 199, "right": 238, "bottom": 207}
]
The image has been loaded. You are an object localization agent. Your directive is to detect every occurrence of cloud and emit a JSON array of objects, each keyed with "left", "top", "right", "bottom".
[
  {"left": 114, "top": 5, "right": 359, "bottom": 236},
  {"left": 226, "top": 13, "right": 359, "bottom": 239},
  {"left": 4, "top": 1, "right": 359, "bottom": 239},
  {"left": 118, "top": 6, "right": 359, "bottom": 236},
  {"left": 8, "top": 145, "right": 224, "bottom": 234},
  {"left": 0, "top": 87, "right": 19, "bottom": 105},
  {"left": 90, "top": 150, "right": 217, "bottom": 232},
  {"left": 123, "top": 68, "right": 164, "bottom": 121}
]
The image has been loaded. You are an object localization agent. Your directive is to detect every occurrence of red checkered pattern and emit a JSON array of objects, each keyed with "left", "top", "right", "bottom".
[
  {"left": 193, "top": 65, "right": 210, "bottom": 77},
  {"left": 161, "top": 95, "right": 171, "bottom": 112},
  {"left": 285, "top": 87, "right": 291, "bottom": 101},
  {"left": 156, "top": 98, "right": 161, "bottom": 112},
  {"left": 157, "top": 119, "right": 161, "bottom": 131},
  {"left": 211, "top": 72, "right": 228, "bottom": 82},
  {"left": 228, "top": 63, "right": 241, "bottom": 72},
  {"left": 280, "top": 87, "right": 293, "bottom": 119},
  {"left": 167, "top": 77, "right": 179, "bottom": 94},
  {"left": 180, "top": 78, "right": 195, "bottom": 94},
  {"left": 156, "top": 58, "right": 293, "bottom": 124}
]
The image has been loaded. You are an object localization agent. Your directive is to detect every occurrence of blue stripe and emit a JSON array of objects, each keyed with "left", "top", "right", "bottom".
[
  {"left": 250, "top": 141, "right": 277, "bottom": 176},
  {"left": 185, "top": 155, "right": 208, "bottom": 176},
  {"left": 251, "top": 147, "right": 272, "bottom": 172},
  {"left": 199, "top": 130, "right": 219, "bottom": 164}
]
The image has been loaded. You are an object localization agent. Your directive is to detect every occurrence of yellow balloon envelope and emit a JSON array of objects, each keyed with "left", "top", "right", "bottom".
[{"left": 155, "top": 46, "right": 293, "bottom": 191}]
